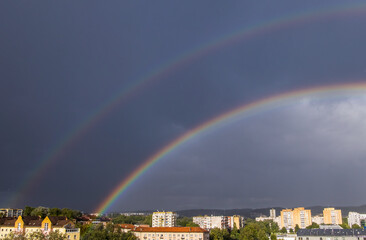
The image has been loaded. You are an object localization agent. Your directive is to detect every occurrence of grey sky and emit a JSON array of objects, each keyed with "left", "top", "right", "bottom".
[{"left": 1, "top": 0, "right": 366, "bottom": 212}]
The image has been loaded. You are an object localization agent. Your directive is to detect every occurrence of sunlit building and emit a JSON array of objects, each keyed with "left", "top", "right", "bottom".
[
  {"left": 281, "top": 208, "right": 312, "bottom": 229},
  {"left": 152, "top": 212, "right": 177, "bottom": 227},
  {"left": 0, "top": 216, "right": 80, "bottom": 240},
  {"left": 323, "top": 208, "right": 342, "bottom": 225},
  {"left": 228, "top": 215, "right": 244, "bottom": 229}
]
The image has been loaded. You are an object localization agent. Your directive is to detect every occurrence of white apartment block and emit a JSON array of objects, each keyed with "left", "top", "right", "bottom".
[
  {"left": 152, "top": 212, "right": 177, "bottom": 227},
  {"left": 193, "top": 215, "right": 242, "bottom": 230},
  {"left": 193, "top": 216, "right": 225, "bottom": 230},
  {"left": 311, "top": 215, "right": 324, "bottom": 225},
  {"left": 348, "top": 212, "right": 366, "bottom": 227}
]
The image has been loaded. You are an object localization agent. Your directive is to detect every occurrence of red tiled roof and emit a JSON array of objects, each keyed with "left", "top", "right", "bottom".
[
  {"left": 120, "top": 224, "right": 135, "bottom": 229},
  {"left": 132, "top": 227, "right": 208, "bottom": 233}
]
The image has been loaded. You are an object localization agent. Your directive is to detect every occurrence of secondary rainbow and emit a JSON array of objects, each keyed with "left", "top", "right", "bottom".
[
  {"left": 95, "top": 81, "right": 366, "bottom": 214},
  {"left": 9, "top": 2, "right": 366, "bottom": 206}
]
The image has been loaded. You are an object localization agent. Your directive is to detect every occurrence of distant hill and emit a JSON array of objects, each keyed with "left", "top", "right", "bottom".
[
  {"left": 174, "top": 205, "right": 366, "bottom": 218},
  {"left": 122, "top": 205, "right": 366, "bottom": 218}
]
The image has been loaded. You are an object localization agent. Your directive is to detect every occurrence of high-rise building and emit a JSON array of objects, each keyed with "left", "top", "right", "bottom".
[
  {"left": 323, "top": 208, "right": 342, "bottom": 225},
  {"left": 228, "top": 215, "right": 244, "bottom": 229},
  {"left": 270, "top": 209, "right": 276, "bottom": 219},
  {"left": 280, "top": 207, "right": 312, "bottom": 229},
  {"left": 152, "top": 212, "right": 177, "bottom": 227}
]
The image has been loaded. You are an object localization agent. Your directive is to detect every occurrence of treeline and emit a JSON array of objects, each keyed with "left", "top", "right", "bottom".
[
  {"left": 82, "top": 224, "right": 136, "bottom": 240},
  {"left": 210, "top": 219, "right": 279, "bottom": 240},
  {"left": 112, "top": 215, "right": 152, "bottom": 225},
  {"left": 176, "top": 217, "right": 199, "bottom": 227},
  {"left": 23, "top": 206, "right": 82, "bottom": 219}
]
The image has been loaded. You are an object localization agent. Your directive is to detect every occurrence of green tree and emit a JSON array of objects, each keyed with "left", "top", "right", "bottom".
[
  {"left": 306, "top": 223, "right": 319, "bottom": 229},
  {"left": 143, "top": 215, "right": 152, "bottom": 226},
  {"left": 270, "top": 222, "right": 279, "bottom": 233},
  {"left": 270, "top": 234, "right": 277, "bottom": 240},
  {"left": 49, "top": 208, "right": 61, "bottom": 216},
  {"left": 339, "top": 223, "right": 350, "bottom": 229},
  {"left": 3, "top": 232, "right": 27, "bottom": 240},
  {"left": 352, "top": 224, "right": 361, "bottom": 229},
  {"left": 30, "top": 207, "right": 49, "bottom": 218},
  {"left": 82, "top": 224, "right": 137, "bottom": 240},
  {"left": 24, "top": 206, "right": 35, "bottom": 217},
  {"left": 230, "top": 224, "right": 240, "bottom": 240},
  {"left": 210, "top": 228, "right": 230, "bottom": 240},
  {"left": 280, "top": 227, "right": 287, "bottom": 233},
  {"left": 239, "top": 222, "right": 268, "bottom": 240},
  {"left": 177, "top": 217, "right": 199, "bottom": 227},
  {"left": 289, "top": 228, "right": 293, "bottom": 233},
  {"left": 294, "top": 224, "right": 300, "bottom": 233}
]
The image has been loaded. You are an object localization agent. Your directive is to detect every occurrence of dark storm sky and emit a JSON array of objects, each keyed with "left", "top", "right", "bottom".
[{"left": 1, "top": 0, "right": 366, "bottom": 212}]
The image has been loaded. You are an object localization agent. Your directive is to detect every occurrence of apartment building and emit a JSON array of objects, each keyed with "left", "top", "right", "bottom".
[
  {"left": 193, "top": 216, "right": 225, "bottom": 230},
  {"left": 228, "top": 215, "right": 244, "bottom": 229},
  {"left": 311, "top": 215, "right": 324, "bottom": 225},
  {"left": 0, "top": 209, "right": 23, "bottom": 218},
  {"left": 281, "top": 208, "right": 312, "bottom": 229},
  {"left": 0, "top": 216, "right": 80, "bottom": 240},
  {"left": 152, "top": 212, "right": 177, "bottom": 227},
  {"left": 323, "top": 208, "right": 342, "bottom": 225},
  {"left": 132, "top": 227, "right": 209, "bottom": 240},
  {"left": 348, "top": 212, "right": 366, "bottom": 227},
  {"left": 193, "top": 215, "right": 242, "bottom": 230}
]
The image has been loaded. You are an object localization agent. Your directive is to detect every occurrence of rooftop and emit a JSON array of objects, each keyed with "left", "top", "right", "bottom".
[{"left": 297, "top": 229, "right": 366, "bottom": 236}]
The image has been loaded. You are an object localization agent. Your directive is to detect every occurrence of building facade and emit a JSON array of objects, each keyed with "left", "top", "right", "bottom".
[
  {"left": 297, "top": 229, "right": 366, "bottom": 240},
  {"left": 323, "top": 208, "right": 342, "bottom": 225},
  {"left": 311, "top": 215, "right": 324, "bottom": 225},
  {"left": 348, "top": 212, "right": 366, "bottom": 228},
  {"left": 193, "top": 215, "right": 242, "bottom": 230},
  {"left": 152, "top": 212, "right": 177, "bottom": 227},
  {"left": 131, "top": 227, "right": 209, "bottom": 240},
  {"left": 0, "top": 209, "right": 23, "bottom": 218},
  {"left": 227, "top": 215, "right": 244, "bottom": 229},
  {"left": 0, "top": 216, "right": 80, "bottom": 240},
  {"left": 270, "top": 209, "right": 276, "bottom": 219},
  {"left": 281, "top": 208, "right": 312, "bottom": 229}
]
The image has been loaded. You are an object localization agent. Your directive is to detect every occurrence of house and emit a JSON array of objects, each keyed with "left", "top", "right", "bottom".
[{"left": 0, "top": 216, "right": 80, "bottom": 240}]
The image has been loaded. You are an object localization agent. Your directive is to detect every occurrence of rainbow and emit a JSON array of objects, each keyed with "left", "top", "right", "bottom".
[
  {"left": 8, "top": 2, "right": 366, "bottom": 206},
  {"left": 95, "top": 81, "right": 366, "bottom": 214}
]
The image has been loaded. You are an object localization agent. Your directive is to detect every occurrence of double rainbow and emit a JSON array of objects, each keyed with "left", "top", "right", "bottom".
[
  {"left": 95, "top": 82, "right": 366, "bottom": 214},
  {"left": 8, "top": 2, "right": 366, "bottom": 207}
]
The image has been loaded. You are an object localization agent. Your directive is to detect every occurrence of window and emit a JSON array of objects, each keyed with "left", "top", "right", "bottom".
[
  {"left": 44, "top": 223, "right": 49, "bottom": 231},
  {"left": 17, "top": 223, "right": 21, "bottom": 231}
]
